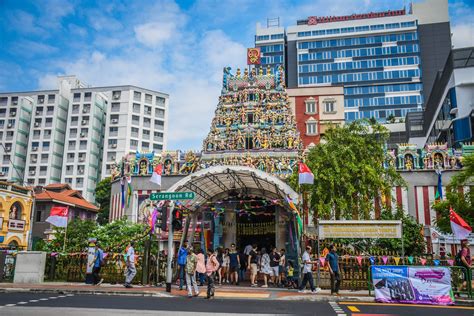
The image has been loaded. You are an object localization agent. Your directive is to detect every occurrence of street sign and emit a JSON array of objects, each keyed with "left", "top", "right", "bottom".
[{"left": 150, "top": 192, "right": 195, "bottom": 201}]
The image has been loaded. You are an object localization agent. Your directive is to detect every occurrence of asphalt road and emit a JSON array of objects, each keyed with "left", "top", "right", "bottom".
[{"left": 0, "top": 292, "right": 472, "bottom": 316}]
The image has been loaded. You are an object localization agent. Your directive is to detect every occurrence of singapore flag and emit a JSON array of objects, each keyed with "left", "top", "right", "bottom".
[
  {"left": 298, "top": 162, "right": 314, "bottom": 185},
  {"left": 46, "top": 206, "right": 69, "bottom": 227},
  {"left": 150, "top": 164, "right": 163, "bottom": 186},
  {"left": 450, "top": 207, "right": 472, "bottom": 239}
]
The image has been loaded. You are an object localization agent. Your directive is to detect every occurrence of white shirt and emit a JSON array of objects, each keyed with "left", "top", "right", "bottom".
[
  {"left": 302, "top": 251, "right": 312, "bottom": 273},
  {"left": 244, "top": 244, "right": 253, "bottom": 255},
  {"left": 127, "top": 246, "right": 135, "bottom": 265}
]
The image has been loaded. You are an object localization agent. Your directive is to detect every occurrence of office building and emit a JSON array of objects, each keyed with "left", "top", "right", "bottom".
[
  {"left": 407, "top": 47, "right": 474, "bottom": 147},
  {"left": 0, "top": 76, "right": 169, "bottom": 202},
  {"left": 255, "top": 0, "right": 452, "bottom": 122}
]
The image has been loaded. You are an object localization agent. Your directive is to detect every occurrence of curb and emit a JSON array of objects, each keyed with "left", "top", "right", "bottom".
[{"left": 0, "top": 287, "right": 173, "bottom": 298}]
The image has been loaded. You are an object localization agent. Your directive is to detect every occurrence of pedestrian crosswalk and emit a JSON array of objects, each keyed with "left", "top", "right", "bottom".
[{"left": 329, "top": 301, "right": 346, "bottom": 315}]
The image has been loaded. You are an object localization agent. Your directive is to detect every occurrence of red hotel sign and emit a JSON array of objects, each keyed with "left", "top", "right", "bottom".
[
  {"left": 247, "top": 48, "right": 261, "bottom": 65},
  {"left": 308, "top": 9, "right": 406, "bottom": 25}
]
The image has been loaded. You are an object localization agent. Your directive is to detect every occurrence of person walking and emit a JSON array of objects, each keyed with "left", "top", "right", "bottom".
[
  {"left": 196, "top": 249, "right": 206, "bottom": 286},
  {"left": 238, "top": 250, "right": 247, "bottom": 283},
  {"left": 177, "top": 241, "right": 188, "bottom": 290},
  {"left": 205, "top": 248, "right": 220, "bottom": 299},
  {"left": 216, "top": 247, "right": 224, "bottom": 285},
  {"left": 458, "top": 239, "right": 472, "bottom": 291},
  {"left": 248, "top": 244, "right": 259, "bottom": 287},
  {"left": 185, "top": 247, "right": 200, "bottom": 298},
  {"left": 228, "top": 243, "right": 240, "bottom": 285},
  {"left": 260, "top": 248, "right": 272, "bottom": 288},
  {"left": 298, "top": 245, "right": 318, "bottom": 293},
  {"left": 326, "top": 244, "right": 341, "bottom": 295},
  {"left": 269, "top": 247, "right": 281, "bottom": 286},
  {"left": 222, "top": 248, "right": 230, "bottom": 284},
  {"left": 124, "top": 241, "right": 136, "bottom": 288},
  {"left": 92, "top": 242, "right": 104, "bottom": 285}
]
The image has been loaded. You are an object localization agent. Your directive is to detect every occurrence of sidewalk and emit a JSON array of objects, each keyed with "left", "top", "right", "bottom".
[{"left": 0, "top": 282, "right": 472, "bottom": 306}]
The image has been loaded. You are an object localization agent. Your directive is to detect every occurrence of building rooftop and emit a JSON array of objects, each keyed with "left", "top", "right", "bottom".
[{"left": 35, "top": 184, "right": 99, "bottom": 212}]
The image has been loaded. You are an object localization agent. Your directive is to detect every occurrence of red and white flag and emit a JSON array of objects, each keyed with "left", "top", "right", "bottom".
[
  {"left": 150, "top": 164, "right": 163, "bottom": 186},
  {"left": 450, "top": 207, "right": 472, "bottom": 239},
  {"left": 46, "top": 206, "right": 69, "bottom": 227},
  {"left": 298, "top": 162, "right": 314, "bottom": 185}
]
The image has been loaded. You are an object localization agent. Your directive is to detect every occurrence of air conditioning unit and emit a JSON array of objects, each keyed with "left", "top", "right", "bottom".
[
  {"left": 111, "top": 156, "right": 116, "bottom": 161},
  {"left": 111, "top": 144, "right": 117, "bottom": 148},
  {"left": 34, "top": 122, "right": 40, "bottom": 127},
  {"left": 29, "top": 171, "right": 35, "bottom": 175},
  {"left": 12, "top": 100, "right": 18, "bottom": 105},
  {"left": 32, "top": 147, "right": 38, "bottom": 151},
  {"left": 11, "top": 112, "right": 16, "bottom": 116},
  {"left": 80, "top": 133, "right": 86, "bottom": 137},
  {"left": 81, "top": 120, "right": 87, "bottom": 125},
  {"left": 113, "top": 93, "right": 120, "bottom": 100},
  {"left": 111, "top": 119, "right": 118, "bottom": 123},
  {"left": 78, "top": 169, "right": 84, "bottom": 174},
  {"left": 0, "top": 172, "right": 5, "bottom": 176},
  {"left": 32, "top": 158, "right": 37, "bottom": 163},
  {"left": 5, "top": 147, "right": 11, "bottom": 152},
  {"left": 7, "top": 124, "right": 12, "bottom": 128},
  {"left": 83, "top": 109, "right": 88, "bottom": 113},
  {"left": 36, "top": 111, "right": 40, "bottom": 115},
  {"left": 79, "top": 158, "right": 85, "bottom": 162}
]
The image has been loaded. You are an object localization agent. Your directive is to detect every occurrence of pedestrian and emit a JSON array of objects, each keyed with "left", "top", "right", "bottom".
[
  {"left": 124, "top": 241, "right": 136, "bottom": 288},
  {"left": 216, "top": 247, "right": 224, "bottom": 285},
  {"left": 222, "top": 248, "right": 230, "bottom": 284},
  {"left": 298, "top": 245, "right": 318, "bottom": 293},
  {"left": 269, "top": 247, "right": 281, "bottom": 286},
  {"left": 228, "top": 243, "right": 240, "bottom": 285},
  {"left": 243, "top": 243, "right": 253, "bottom": 256},
  {"left": 205, "top": 248, "right": 220, "bottom": 299},
  {"left": 92, "top": 242, "right": 104, "bottom": 285},
  {"left": 279, "top": 249, "right": 286, "bottom": 287},
  {"left": 457, "top": 239, "right": 472, "bottom": 291},
  {"left": 326, "top": 244, "right": 341, "bottom": 295},
  {"left": 248, "top": 244, "right": 259, "bottom": 287},
  {"left": 238, "top": 250, "right": 247, "bottom": 282},
  {"left": 185, "top": 247, "right": 200, "bottom": 298},
  {"left": 260, "top": 247, "right": 271, "bottom": 288},
  {"left": 196, "top": 249, "right": 206, "bottom": 286},
  {"left": 286, "top": 260, "right": 297, "bottom": 289},
  {"left": 177, "top": 241, "right": 188, "bottom": 290}
]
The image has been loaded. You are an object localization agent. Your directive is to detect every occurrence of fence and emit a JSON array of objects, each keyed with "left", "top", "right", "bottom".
[{"left": 0, "top": 252, "right": 16, "bottom": 282}]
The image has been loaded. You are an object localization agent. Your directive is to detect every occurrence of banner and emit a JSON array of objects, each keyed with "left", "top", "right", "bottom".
[
  {"left": 318, "top": 220, "right": 402, "bottom": 239},
  {"left": 371, "top": 265, "right": 453, "bottom": 305}
]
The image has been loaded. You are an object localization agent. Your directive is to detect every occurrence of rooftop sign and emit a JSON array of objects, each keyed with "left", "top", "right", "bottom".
[{"left": 307, "top": 9, "right": 405, "bottom": 25}]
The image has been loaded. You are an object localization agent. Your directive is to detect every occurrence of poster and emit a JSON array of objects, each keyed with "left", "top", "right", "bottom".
[
  {"left": 318, "top": 220, "right": 402, "bottom": 239},
  {"left": 372, "top": 265, "right": 453, "bottom": 305}
]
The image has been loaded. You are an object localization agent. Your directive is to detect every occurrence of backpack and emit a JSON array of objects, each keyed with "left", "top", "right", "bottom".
[{"left": 455, "top": 249, "right": 464, "bottom": 267}]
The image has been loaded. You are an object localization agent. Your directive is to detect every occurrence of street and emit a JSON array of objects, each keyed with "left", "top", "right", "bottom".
[{"left": 0, "top": 292, "right": 472, "bottom": 316}]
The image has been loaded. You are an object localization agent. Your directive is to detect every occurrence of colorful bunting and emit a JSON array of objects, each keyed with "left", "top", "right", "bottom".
[
  {"left": 356, "top": 256, "right": 363, "bottom": 266},
  {"left": 382, "top": 256, "right": 388, "bottom": 264},
  {"left": 369, "top": 256, "right": 375, "bottom": 265},
  {"left": 447, "top": 259, "right": 454, "bottom": 266},
  {"left": 319, "top": 257, "right": 326, "bottom": 266},
  {"left": 420, "top": 258, "right": 427, "bottom": 266},
  {"left": 433, "top": 259, "right": 440, "bottom": 266},
  {"left": 408, "top": 256, "right": 414, "bottom": 264},
  {"left": 394, "top": 257, "right": 400, "bottom": 265}
]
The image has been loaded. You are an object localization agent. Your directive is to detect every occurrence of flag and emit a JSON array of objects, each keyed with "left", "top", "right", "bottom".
[
  {"left": 126, "top": 176, "right": 133, "bottom": 208},
  {"left": 120, "top": 177, "right": 125, "bottom": 209},
  {"left": 150, "top": 164, "right": 163, "bottom": 186},
  {"left": 450, "top": 207, "right": 472, "bottom": 239},
  {"left": 149, "top": 208, "right": 158, "bottom": 233},
  {"left": 298, "top": 162, "right": 314, "bottom": 185},
  {"left": 286, "top": 196, "right": 303, "bottom": 237},
  {"left": 46, "top": 206, "right": 69, "bottom": 227},
  {"left": 435, "top": 169, "right": 443, "bottom": 200}
]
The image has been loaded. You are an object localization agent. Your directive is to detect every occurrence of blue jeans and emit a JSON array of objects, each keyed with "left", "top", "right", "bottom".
[
  {"left": 239, "top": 268, "right": 246, "bottom": 282},
  {"left": 198, "top": 272, "right": 206, "bottom": 285},
  {"left": 179, "top": 264, "right": 185, "bottom": 289}
]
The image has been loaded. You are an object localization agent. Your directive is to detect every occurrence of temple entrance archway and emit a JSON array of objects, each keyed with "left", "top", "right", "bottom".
[{"left": 167, "top": 166, "right": 299, "bottom": 251}]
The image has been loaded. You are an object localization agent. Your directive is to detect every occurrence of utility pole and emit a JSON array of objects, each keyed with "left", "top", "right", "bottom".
[{"left": 165, "top": 201, "right": 174, "bottom": 292}]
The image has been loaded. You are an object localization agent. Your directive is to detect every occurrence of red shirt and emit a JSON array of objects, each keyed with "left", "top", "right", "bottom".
[{"left": 461, "top": 247, "right": 472, "bottom": 266}]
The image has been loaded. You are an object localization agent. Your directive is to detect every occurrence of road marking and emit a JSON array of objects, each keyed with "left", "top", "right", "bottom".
[
  {"left": 347, "top": 306, "right": 360, "bottom": 312},
  {"left": 39, "top": 298, "right": 49, "bottom": 301},
  {"left": 339, "top": 301, "right": 474, "bottom": 310},
  {"left": 5, "top": 304, "right": 16, "bottom": 307},
  {"left": 66, "top": 294, "right": 74, "bottom": 297},
  {"left": 57, "top": 295, "right": 67, "bottom": 298},
  {"left": 17, "top": 301, "right": 28, "bottom": 304},
  {"left": 29, "top": 300, "right": 39, "bottom": 303},
  {"left": 198, "top": 292, "right": 270, "bottom": 298},
  {"left": 49, "top": 297, "right": 58, "bottom": 299}
]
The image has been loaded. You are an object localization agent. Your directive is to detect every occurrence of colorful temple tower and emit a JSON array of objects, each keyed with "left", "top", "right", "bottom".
[{"left": 201, "top": 65, "right": 302, "bottom": 178}]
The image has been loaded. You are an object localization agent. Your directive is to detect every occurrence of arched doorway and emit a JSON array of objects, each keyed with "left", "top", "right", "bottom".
[{"left": 167, "top": 166, "right": 299, "bottom": 252}]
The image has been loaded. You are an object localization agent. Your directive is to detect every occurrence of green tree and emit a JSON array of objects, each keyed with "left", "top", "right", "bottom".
[
  {"left": 297, "top": 120, "right": 404, "bottom": 220},
  {"left": 95, "top": 177, "right": 111, "bottom": 224},
  {"left": 432, "top": 154, "right": 474, "bottom": 233}
]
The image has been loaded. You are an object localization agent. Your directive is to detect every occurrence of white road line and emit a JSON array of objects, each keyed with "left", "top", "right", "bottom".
[
  {"left": 57, "top": 295, "right": 67, "bottom": 298},
  {"left": 17, "top": 301, "right": 28, "bottom": 304},
  {"left": 66, "top": 294, "right": 74, "bottom": 297},
  {"left": 39, "top": 298, "right": 49, "bottom": 301},
  {"left": 49, "top": 297, "right": 58, "bottom": 299},
  {"left": 29, "top": 300, "right": 39, "bottom": 303},
  {"left": 5, "top": 304, "right": 16, "bottom": 307}
]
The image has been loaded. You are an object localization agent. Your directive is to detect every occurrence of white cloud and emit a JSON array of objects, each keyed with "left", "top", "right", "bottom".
[
  {"left": 38, "top": 73, "right": 60, "bottom": 90},
  {"left": 134, "top": 22, "right": 177, "bottom": 48},
  {"left": 10, "top": 39, "right": 58, "bottom": 58},
  {"left": 452, "top": 23, "right": 474, "bottom": 48}
]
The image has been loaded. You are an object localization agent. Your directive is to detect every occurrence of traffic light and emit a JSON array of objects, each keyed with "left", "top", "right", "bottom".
[
  {"left": 172, "top": 209, "right": 183, "bottom": 231},
  {"left": 160, "top": 205, "right": 168, "bottom": 231}
]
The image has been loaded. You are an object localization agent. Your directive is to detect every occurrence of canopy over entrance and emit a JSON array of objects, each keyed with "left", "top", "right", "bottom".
[{"left": 167, "top": 166, "right": 299, "bottom": 209}]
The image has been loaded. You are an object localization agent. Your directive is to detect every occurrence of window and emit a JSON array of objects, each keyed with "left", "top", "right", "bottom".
[
  {"left": 306, "top": 121, "right": 318, "bottom": 135},
  {"left": 323, "top": 100, "right": 336, "bottom": 113},
  {"left": 71, "top": 116, "right": 79, "bottom": 126},
  {"left": 7, "top": 119, "right": 15, "bottom": 128},
  {"left": 112, "top": 90, "right": 121, "bottom": 100},
  {"left": 153, "top": 143, "right": 163, "bottom": 151},
  {"left": 68, "top": 141, "right": 76, "bottom": 149},
  {"left": 109, "top": 127, "right": 118, "bottom": 136},
  {"left": 142, "top": 141, "right": 149, "bottom": 149},
  {"left": 131, "top": 127, "right": 139, "bottom": 138},
  {"left": 108, "top": 139, "right": 117, "bottom": 148},
  {"left": 84, "top": 92, "right": 92, "bottom": 101},
  {"left": 133, "top": 91, "right": 141, "bottom": 101},
  {"left": 46, "top": 106, "right": 54, "bottom": 115},
  {"left": 67, "top": 153, "right": 75, "bottom": 162},
  {"left": 154, "top": 131, "right": 163, "bottom": 141},
  {"left": 111, "top": 102, "right": 120, "bottom": 112},
  {"left": 41, "top": 153, "right": 48, "bottom": 163},
  {"left": 44, "top": 130, "right": 51, "bottom": 138},
  {"left": 305, "top": 98, "right": 317, "bottom": 114},
  {"left": 156, "top": 97, "right": 165, "bottom": 106},
  {"left": 70, "top": 128, "right": 78, "bottom": 137},
  {"left": 76, "top": 178, "right": 83, "bottom": 188},
  {"left": 143, "top": 117, "right": 151, "bottom": 127},
  {"left": 130, "top": 139, "right": 138, "bottom": 148},
  {"left": 0, "top": 109, "right": 6, "bottom": 117},
  {"left": 73, "top": 93, "right": 81, "bottom": 102},
  {"left": 45, "top": 117, "right": 53, "bottom": 127},
  {"left": 72, "top": 104, "right": 80, "bottom": 114},
  {"left": 38, "top": 178, "right": 46, "bottom": 185},
  {"left": 110, "top": 114, "right": 119, "bottom": 124},
  {"left": 79, "top": 140, "right": 87, "bottom": 150},
  {"left": 48, "top": 94, "right": 55, "bottom": 103},
  {"left": 145, "top": 94, "right": 152, "bottom": 104},
  {"left": 2, "top": 155, "right": 10, "bottom": 164},
  {"left": 11, "top": 96, "right": 18, "bottom": 105},
  {"left": 132, "top": 115, "right": 140, "bottom": 125},
  {"left": 38, "top": 95, "right": 45, "bottom": 104},
  {"left": 143, "top": 129, "right": 150, "bottom": 139},
  {"left": 144, "top": 105, "right": 152, "bottom": 115},
  {"left": 6, "top": 131, "right": 14, "bottom": 140},
  {"left": 39, "top": 166, "right": 47, "bottom": 176},
  {"left": 154, "top": 120, "right": 164, "bottom": 129},
  {"left": 155, "top": 108, "right": 165, "bottom": 118},
  {"left": 133, "top": 103, "right": 140, "bottom": 113},
  {"left": 42, "top": 141, "right": 50, "bottom": 149},
  {"left": 36, "top": 210, "right": 42, "bottom": 222}
]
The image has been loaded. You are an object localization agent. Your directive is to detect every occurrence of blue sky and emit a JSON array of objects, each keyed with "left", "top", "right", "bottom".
[{"left": 1, "top": 0, "right": 473, "bottom": 150}]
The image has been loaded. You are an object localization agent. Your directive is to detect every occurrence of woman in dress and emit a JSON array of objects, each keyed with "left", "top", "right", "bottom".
[
  {"left": 195, "top": 249, "right": 206, "bottom": 286},
  {"left": 222, "top": 248, "right": 230, "bottom": 284},
  {"left": 216, "top": 247, "right": 224, "bottom": 285},
  {"left": 259, "top": 248, "right": 271, "bottom": 288}
]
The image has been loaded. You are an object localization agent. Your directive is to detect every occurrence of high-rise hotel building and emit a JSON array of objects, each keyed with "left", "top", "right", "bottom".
[
  {"left": 255, "top": 0, "right": 452, "bottom": 122},
  {"left": 0, "top": 76, "right": 169, "bottom": 202}
]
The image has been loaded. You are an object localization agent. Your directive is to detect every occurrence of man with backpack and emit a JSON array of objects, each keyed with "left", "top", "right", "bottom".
[{"left": 92, "top": 242, "right": 104, "bottom": 285}]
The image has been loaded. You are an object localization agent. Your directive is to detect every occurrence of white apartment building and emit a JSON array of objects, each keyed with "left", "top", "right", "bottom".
[{"left": 0, "top": 76, "right": 169, "bottom": 202}]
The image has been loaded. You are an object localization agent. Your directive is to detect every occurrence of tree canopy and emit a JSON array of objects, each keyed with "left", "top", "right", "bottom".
[
  {"left": 297, "top": 120, "right": 404, "bottom": 221},
  {"left": 95, "top": 177, "right": 111, "bottom": 225}
]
